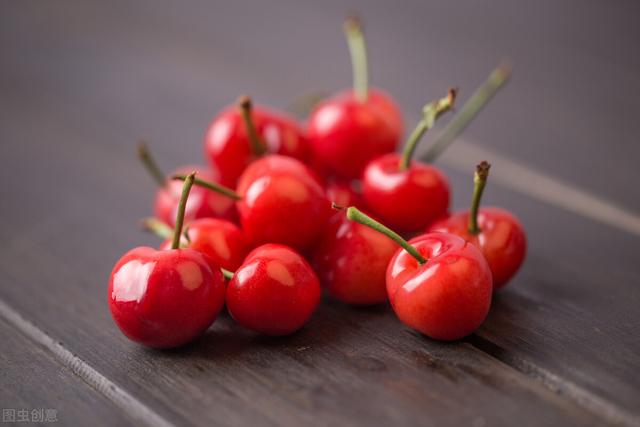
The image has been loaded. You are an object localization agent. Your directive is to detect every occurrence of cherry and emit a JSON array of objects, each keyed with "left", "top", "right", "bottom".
[
  {"left": 178, "top": 155, "right": 331, "bottom": 252},
  {"left": 226, "top": 243, "right": 321, "bottom": 335},
  {"left": 362, "top": 89, "right": 456, "bottom": 232},
  {"left": 109, "top": 173, "right": 226, "bottom": 348},
  {"left": 429, "top": 162, "right": 526, "bottom": 289},
  {"left": 308, "top": 16, "right": 403, "bottom": 179},
  {"left": 313, "top": 205, "right": 397, "bottom": 305},
  {"left": 204, "top": 96, "right": 309, "bottom": 186},
  {"left": 344, "top": 206, "right": 492, "bottom": 341},
  {"left": 137, "top": 142, "right": 237, "bottom": 227},
  {"left": 143, "top": 217, "right": 250, "bottom": 273}
]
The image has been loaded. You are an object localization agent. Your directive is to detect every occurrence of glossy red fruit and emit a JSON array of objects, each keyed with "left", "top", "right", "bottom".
[
  {"left": 160, "top": 218, "right": 249, "bottom": 273},
  {"left": 429, "top": 208, "right": 526, "bottom": 289},
  {"left": 108, "top": 247, "right": 225, "bottom": 348},
  {"left": 313, "top": 214, "right": 396, "bottom": 305},
  {"left": 308, "top": 88, "right": 401, "bottom": 179},
  {"left": 204, "top": 97, "right": 309, "bottom": 186},
  {"left": 325, "top": 180, "right": 365, "bottom": 210},
  {"left": 236, "top": 155, "right": 331, "bottom": 251},
  {"left": 387, "top": 233, "right": 492, "bottom": 341},
  {"left": 226, "top": 244, "right": 321, "bottom": 335},
  {"left": 362, "top": 153, "right": 450, "bottom": 231},
  {"left": 155, "top": 165, "right": 237, "bottom": 227},
  {"left": 362, "top": 89, "right": 456, "bottom": 232}
]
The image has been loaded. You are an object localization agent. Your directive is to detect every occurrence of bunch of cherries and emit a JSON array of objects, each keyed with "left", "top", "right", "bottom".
[{"left": 108, "top": 17, "right": 526, "bottom": 349}]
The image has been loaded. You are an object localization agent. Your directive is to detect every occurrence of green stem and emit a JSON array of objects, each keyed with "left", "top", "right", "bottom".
[
  {"left": 140, "top": 217, "right": 173, "bottom": 239},
  {"left": 221, "top": 268, "right": 234, "bottom": 280},
  {"left": 399, "top": 89, "right": 457, "bottom": 170},
  {"left": 137, "top": 141, "right": 166, "bottom": 187},
  {"left": 172, "top": 174, "right": 242, "bottom": 201},
  {"left": 344, "top": 15, "right": 368, "bottom": 102},
  {"left": 468, "top": 161, "right": 491, "bottom": 235},
  {"left": 337, "top": 204, "right": 426, "bottom": 264},
  {"left": 422, "top": 62, "right": 512, "bottom": 163},
  {"left": 171, "top": 172, "right": 196, "bottom": 250},
  {"left": 238, "top": 96, "right": 267, "bottom": 156}
]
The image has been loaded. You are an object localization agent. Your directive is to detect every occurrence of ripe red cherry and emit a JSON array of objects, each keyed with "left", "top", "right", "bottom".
[
  {"left": 313, "top": 209, "right": 397, "bottom": 305},
  {"left": 429, "top": 162, "right": 526, "bottom": 289},
  {"left": 325, "top": 180, "right": 365, "bottom": 211},
  {"left": 144, "top": 217, "right": 250, "bottom": 273},
  {"left": 109, "top": 173, "right": 226, "bottom": 348},
  {"left": 226, "top": 244, "right": 321, "bottom": 335},
  {"left": 308, "top": 17, "right": 403, "bottom": 180},
  {"left": 362, "top": 90, "right": 456, "bottom": 232},
  {"left": 204, "top": 96, "right": 309, "bottom": 186},
  {"left": 138, "top": 142, "right": 236, "bottom": 227},
  {"left": 343, "top": 206, "right": 492, "bottom": 341}
]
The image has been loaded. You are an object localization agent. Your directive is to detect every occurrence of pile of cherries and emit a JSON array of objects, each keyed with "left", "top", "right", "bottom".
[{"left": 108, "top": 17, "right": 526, "bottom": 349}]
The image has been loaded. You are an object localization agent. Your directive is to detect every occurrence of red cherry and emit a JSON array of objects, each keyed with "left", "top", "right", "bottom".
[
  {"left": 428, "top": 162, "right": 526, "bottom": 289},
  {"left": 362, "top": 90, "right": 456, "bottom": 232},
  {"left": 138, "top": 142, "right": 236, "bottom": 227},
  {"left": 236, "top": 155, "right": 331, "bottom": 251},
  {"left": 386, "top": 233, "right": 492, "bottom": 341},
  {"left": 307, "top": 17, "right": 402, "bottom": 179},
  {"left": 342, "top": 206, "right": 492, "bottom": 340},
  {"left": 325, "top": 180, "right": 365, "bottom": 210},
  {"left": 313, "top": 213, "right": 396, "bottom": 305},
  {"left": 109, "top": 173, "right": 226, "bottom": 348},
  {"left": 226, "top": 244, "right": 321, "bottom": 335},
  {"left": 204, "top": 96, "right": 309, "bottom": 186},
  {"left": 152, "top": 217, "right": 250, "bottom": 273}
]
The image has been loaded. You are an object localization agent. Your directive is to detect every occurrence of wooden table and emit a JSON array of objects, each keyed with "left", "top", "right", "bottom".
[{"left": 1, "top": 1, "right": 639, "bottom": 426}]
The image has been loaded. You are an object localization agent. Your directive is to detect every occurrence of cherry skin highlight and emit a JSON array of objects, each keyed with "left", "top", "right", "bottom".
[
  {"left": 308, "top": 88, "right": 402, "bottom": 180},
  {"left": 236, "top": 155, "right": 331, "bottom": 251},
  {"left": 160, "top": 217, "right": 250, "bottom": 273},
  {"left": 313, "top": 214, "right": 397, "bottom": 305},
  {"left": 429, "top": 208, "right": 526, "bottom": 289},
  {"left": 386, "top": 233, "right": 492, "bottom": 341},
  {"left": 362, "top": 153, "right": 450, "bottom": 232},
  {"left": 204, "top": 101, "right": 309, "bottom": 186},
  {"left": 108, "top": 247, "right": 225, "bottom": 348},
  {"left": 226, "top": 244, "right": 321, "bottom": 335},
  {"left": 155, "top": 165, "right": 237, "bottom": 227}
]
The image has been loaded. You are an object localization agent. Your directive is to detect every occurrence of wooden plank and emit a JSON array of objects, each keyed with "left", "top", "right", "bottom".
[
  {"left": 0, "top": 316, "right": 137, "bottom": 427},
  {"left": 1, "top": 1, "right": 639, "bottom": 426}
]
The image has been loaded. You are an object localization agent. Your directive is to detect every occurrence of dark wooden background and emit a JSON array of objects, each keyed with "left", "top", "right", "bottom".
[{"left": 1, "top": 1, "right": 640, "bottom": 426}]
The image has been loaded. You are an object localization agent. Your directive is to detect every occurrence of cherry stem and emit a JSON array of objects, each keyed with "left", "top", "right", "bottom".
[
  {"left": 172, "top": 174, "right": 242, "bottom": 201},
  {"left": 140, "top": 217, "right": 173, "bottom": 240},
  {"left": 399, "top": 89, "right": 457, "bottom": 170},
  {"left": 221, "top": 268, "right": 234, "bottom": 280},
  {"left": 238, "top": 96, "right": 267, "bottom": 156},
  {"left": 468, "top": 161, "right": 491, "bottom": 235},
  {"left": 335, "top": 204, "right": 426, "bottom": 265},
  {"left": 344, "top": 15, "right": 368, "bottom": 102},
  {"left": 137, "top": 141, "right": 166, "bottom": 187},
  {"left": 422, "top": 62, "right": 512, "bottom": 163},
  {"left": 171, "top": 172, "right": 196, "bottom": 250}
]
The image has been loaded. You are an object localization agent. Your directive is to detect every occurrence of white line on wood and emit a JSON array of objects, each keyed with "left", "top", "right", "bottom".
[
  {"left": 435, "top": 138, "right": 640, "bottom": 238},
  {"left": 0, "top": 298, "right": 177, "bottom": 427}
]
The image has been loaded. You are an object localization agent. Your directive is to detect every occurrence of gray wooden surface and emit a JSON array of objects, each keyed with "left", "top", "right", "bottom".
[{"left": 1, "top": 1, "right": 639, "bottom": 426}]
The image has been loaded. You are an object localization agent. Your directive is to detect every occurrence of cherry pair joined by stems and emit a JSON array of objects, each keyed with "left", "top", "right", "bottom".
[
  {"left": 362, "top": 64, "right": 511, "bottom": 233},
  {"left": 308, "top": 16, "right": 403, "bottom": 180},
  {"left": 429, "top": 161, "right": 527, "bottom": 289},
  {"left": 204, "top": 96, "right": 309, "bottom": 187},
  {"left": 109, "top": 173, "right": 226, "bottom": 349},
  {"left": 175, "top": 155, "right": 331, "bottom": 252},
  {"left": 225, "top": 244, "right": 321, "bottom": 336},
  {"left": 138, "top": 142, "right": 237, "bottom": 227},
  {"left": 337, "top": 205, "right": 492, "bottom": 340},
  {"left": 142, "top": 216, "right": 249, "bottom": 273}
]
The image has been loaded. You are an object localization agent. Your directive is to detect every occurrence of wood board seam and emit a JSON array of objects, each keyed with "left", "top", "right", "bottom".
[{"left": 0, "top": 298, "right": 178, "bottom": 427}]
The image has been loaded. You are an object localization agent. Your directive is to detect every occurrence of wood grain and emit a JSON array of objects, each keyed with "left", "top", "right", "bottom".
[{"left": 1, "top": 1, "right": 639, "bottom": 426}]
